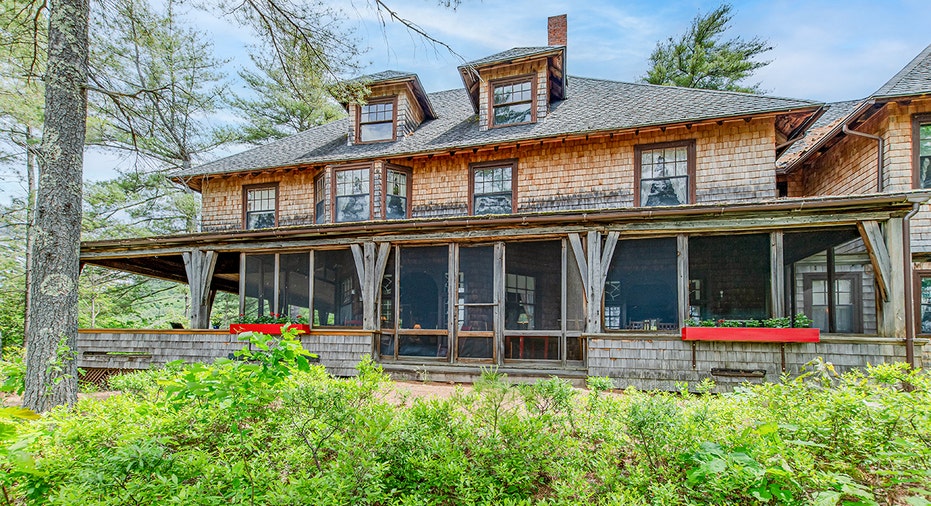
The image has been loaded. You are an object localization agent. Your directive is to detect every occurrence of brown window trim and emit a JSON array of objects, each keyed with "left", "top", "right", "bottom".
[
  {"left": 469, "top": 159, "right": 518, "bottom": 215},
  {"left": 915, "top": 269, "right": 931, "bottom": 336},
  {"left": 356, "top": 96, "right": 398, "bottom": 144},
  {"left": 383, "top": 163, "right": 413, "bottom": 220},
  {"left": 242, "top": 182, "right": 279, "bottom": 230},
  {"left": 912, "top": 113, "right": 931, "bottom": 188},
  {"left": 488, "top": 75, "right": 537, "bottom": 129},
  {"left": 633, "top": 139, "right": 697, "bottom": 207},
  {"left": 331, "top": 162, "right": 374, "bottom": 223}
]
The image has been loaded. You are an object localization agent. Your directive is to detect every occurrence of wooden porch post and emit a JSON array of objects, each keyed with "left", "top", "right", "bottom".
[
  {"left": 183, "top": 249, "right": 217, "bottom": 329},
  {"left": 568, "top": 231, "right": 618, "bottom": 334},
  {"left": 351, "top": 242, "right": 391, "bottom": 331},
  {"left": 881, "top": 218, "right": 907, "bottom": 338}
]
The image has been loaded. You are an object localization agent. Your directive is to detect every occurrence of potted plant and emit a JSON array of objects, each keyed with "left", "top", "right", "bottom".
[
  {"left": 229, "top": 313, "right": 311, "bottom": 335},
  {"left": 681, "top": 313, "right": 819, "bottom": 343}
]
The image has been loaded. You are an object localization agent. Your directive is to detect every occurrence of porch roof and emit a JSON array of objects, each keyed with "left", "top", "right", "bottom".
[{"left": 80, "top": 191, "right": 930, "bottom": 289}]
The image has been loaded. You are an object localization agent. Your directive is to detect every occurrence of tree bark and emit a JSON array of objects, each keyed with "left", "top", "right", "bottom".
[
  {"left": 23, "top": 125, "right": 37, "bottom": 346},
  {"left": 22, "top": 0, "right": 89, "bottom": 412}
]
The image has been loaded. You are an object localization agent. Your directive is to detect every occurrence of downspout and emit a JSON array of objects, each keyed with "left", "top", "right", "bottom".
[
  {"left": 842, "top": 124, "right": 885, "bottom": 192},
  {"left": 903, "top": 202, "right": 920, "bottom": 368}
]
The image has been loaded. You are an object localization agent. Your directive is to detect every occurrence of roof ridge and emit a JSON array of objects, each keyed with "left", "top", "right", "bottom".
[
  {"left": 872, "top": 43, "right": 931, "bottom": 97},
  {"left": 567, "top": 75, "right": 820, "bottom": 104}
]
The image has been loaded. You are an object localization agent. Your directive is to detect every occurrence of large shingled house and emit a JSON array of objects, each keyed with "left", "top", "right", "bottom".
[{"left": 78, "top": 17, "right": 931, "bottom": 389}]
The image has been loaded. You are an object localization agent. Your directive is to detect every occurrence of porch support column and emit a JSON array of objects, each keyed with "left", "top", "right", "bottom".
[
  {"left": 770, "top": 231, "right": 785, "bottom": 318},
  {"left": 677, "top": 234, "right": 689, "bottom": 327},
  {"left": 351, "top": 242, "right": 391, "bottom": 331},
  {"left": 880, "top": 218, "right": 907, "bottom": 338},
  {"left": 183, "top": 249, "right": 217, "bottom": 329},
  {"left": 569, "top": 231, "right": 618, "bottom": 334},
  {"left": 858, "top": 220, "right": 892, "bottom": 302}
]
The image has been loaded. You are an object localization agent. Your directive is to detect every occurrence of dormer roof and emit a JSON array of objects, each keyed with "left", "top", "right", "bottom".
[
  {"left": 342, "top": 70, "right": 436, "bottom": 120},
  {"left": 458, "top": 46, "right": 566, "bottom": 113}
]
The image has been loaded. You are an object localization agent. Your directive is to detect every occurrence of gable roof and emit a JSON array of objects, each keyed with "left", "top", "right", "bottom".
[
  {"left": 458, "top": 46, "right": 567, "bottom": 113},
  {"left": 872, "top": 43, "right": 931, "bottom": 99},
  {"left": 177, "top": 76, "right": 819, "bottom": 185},
  {"left": 776, "top": 99, "right": 866, "bottom": 170},
  {"left": 343, "top": 70, "right": 436, "bottom": 120}
]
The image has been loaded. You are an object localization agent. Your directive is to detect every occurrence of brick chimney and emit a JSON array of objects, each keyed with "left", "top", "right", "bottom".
[{"left": 548, "top": 14, "right": 566, "bottom": 46}]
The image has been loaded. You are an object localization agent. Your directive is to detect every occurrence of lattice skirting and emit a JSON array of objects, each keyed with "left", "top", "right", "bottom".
[{"left": 79, "top": 367, "right": 137, "bottom": 388}]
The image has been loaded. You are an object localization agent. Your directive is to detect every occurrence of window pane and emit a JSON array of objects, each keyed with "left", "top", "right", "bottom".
[
  {"left": 247, "top": 211, "right": 276, "bottom": 229},
  {"left": 494, "top": 103, "right": 532, "bottom": 125},
  {"left": 314, "top": 176, "right": 325, "bottom": 224},
  {"left": 605, "top": 237, "right": 678, "bottom": 330},
  {"left": 312, "top": 249, "right": 362, "bottom": 327},
  {"left": 336, "top": 196, "right": 370, "bottom": 222},
  {"left": 689, "top": 234, "right": 770, "bottom": 321},
  {"left": 385, "top": 170, "right": 408, "bottom": 219},
  {"left": 639, "top": 145, "right": 690, "bottom": 206},
  {"left": 360, "top": 122, "right": 393, "bottom": 142},
  {"left": 336, "top": 169, "right": 369, "bottom": 196},
  {"left": 474, "top": 194, "right": 512, "bottom": 215},
  {"left": 243, "top": 254, "right": 276, "bottom": 319},
  {"left": 921, "top": 277, "right": 931, "bottom": 334},
  {"left": 641, "top": 177, "right": 688, "bottom": 206},
  {"left": 278, "top": 253, "right": 310, "bottom": 321},
  {"left": 493, "top": 81, "right": 531, "bottom": 105}
]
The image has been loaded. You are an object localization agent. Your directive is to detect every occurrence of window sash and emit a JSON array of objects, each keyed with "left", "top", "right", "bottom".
[
  {"left": 245, "top": 186, "right": 276, "bottom": 229},
  {"left": 385, "top": 169, "right": 409, "bottom": 220},
  {"left": 919, "top": 122, "right": 931, "bottom": 188},
  {"left": 492, "top": 80, "right": 533, "bottom": 126},
  {"left": 359, "top": 102, "right": 394, "bottom": 142},
  {"left": 335, "top": 168, "right": 371, "bottom": 222}
]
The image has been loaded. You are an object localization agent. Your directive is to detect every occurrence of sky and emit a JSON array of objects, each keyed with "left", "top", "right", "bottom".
[{"left": 3, "top": 0, "right": 930, "bottom": 199}]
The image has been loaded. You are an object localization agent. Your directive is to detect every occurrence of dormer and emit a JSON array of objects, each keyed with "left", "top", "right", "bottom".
[
  {"left": 341, "top": 71, "right": 436, "bottom": 145},
  {"left": 458, "top": 16, "right": 567, "bottom": 131}
]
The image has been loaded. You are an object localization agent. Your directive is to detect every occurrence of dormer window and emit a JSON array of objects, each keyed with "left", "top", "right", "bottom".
[
  {"left": 357, "top": 98, "right": 396, "bottom": 143},
  {"left": 491, "top": 78, "right": 535, "bottom": 127}
]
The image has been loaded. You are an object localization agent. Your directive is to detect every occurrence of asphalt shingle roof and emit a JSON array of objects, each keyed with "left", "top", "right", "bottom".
[
  {"left": 180, "top": 76, "right": 819, "bottom": 178},
  {"left": 348, "top": 70, "right": 418, "bottom": 84},
  {"left": 872, "top": 44, "right": 931, "bottom": 99},
  {"left": 777, "top": 99, "right": 864, "bottom": 169},
  {"left": 462, "top": 47, "right": 562, "bottom": 68}
]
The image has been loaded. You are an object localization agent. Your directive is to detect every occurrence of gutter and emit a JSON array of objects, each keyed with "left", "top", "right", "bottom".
[
  {"left": 904, "top": 202, "right": 921, "bottom": 368},
  {"left": 842, "top": 123, "right": 885, "bottom": 192}
]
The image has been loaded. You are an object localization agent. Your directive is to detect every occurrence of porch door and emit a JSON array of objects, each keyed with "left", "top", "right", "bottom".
[{"left": 455, "top": 245, "right": 497, "bottom": 360}]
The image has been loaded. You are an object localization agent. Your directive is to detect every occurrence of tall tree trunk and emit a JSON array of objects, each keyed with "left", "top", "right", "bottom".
[
  {"left": 22, "top": 0, "right": 89, "bottom": 412},
  {"left": 23, "top": 125, "right": 37, "bottom": 346}
]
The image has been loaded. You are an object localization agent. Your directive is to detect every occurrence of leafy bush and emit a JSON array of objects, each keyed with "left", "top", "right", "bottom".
[
  {"left": 0, "top": 347, "right": 25, "bottom": 395},
  {"left": 1, "top": 355, "right": 929, "bottom": 505}
]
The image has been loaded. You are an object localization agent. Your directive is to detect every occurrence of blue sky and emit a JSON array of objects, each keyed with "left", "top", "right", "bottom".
[
  {"left": 340, "top": 0, "right": 929, "bottom": 102},
  {"left": 3, "top": 0, "right": 930, "bottom": 198}
]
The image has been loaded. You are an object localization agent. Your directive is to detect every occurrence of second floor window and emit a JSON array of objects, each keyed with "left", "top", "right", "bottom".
[
  {"left": 358, "top": 99, "right": 395, "bottom": 143},
  {"left": 916, "top": 114, "right": 931, "bottom": 188},
  {"left": 314, "top": 174, "right": 326, "bottom": 224},
  {"left": 335, "top": 168, "right": 370, "bottom": 222},
  {"left": 244, "top": 185, "right": 277, "bottom": 229},
  {"left": 471, "top": 161, "right": 515, "bottom": 215},
  {"left": 635, "top": 140, "right": 695, "bottom": 207},
  {"left": 385, "top": 169, "right": 410, "bottom": 219},
  {"left": 491, "top": 79, "right": 533, "bottom": 126}
]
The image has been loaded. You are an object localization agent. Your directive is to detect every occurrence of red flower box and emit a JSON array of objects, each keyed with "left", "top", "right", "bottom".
[
  {"left": 229, "top": 323, "right": 311, "bottom": 335},
  {"left": 681, "top": 327, "right": 819, "bottom": 343}
]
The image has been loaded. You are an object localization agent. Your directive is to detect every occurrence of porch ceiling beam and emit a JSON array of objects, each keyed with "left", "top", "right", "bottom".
[
  {"left": 80, "top": 210, "right": 906, "bottom": 260},
  {"left": 857, "top": 221, "right": 891, "bottom": 302}
]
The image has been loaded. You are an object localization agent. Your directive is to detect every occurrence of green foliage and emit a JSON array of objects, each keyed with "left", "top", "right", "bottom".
[
  {"left": 642, "top": 3, "right": 772, "bottom": 93},
  {"left": 0, "top": 347, "right": 25, "bottom": 394},
  {"left": 2, "top": 360, "right": 930, "bottom": 504}
]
